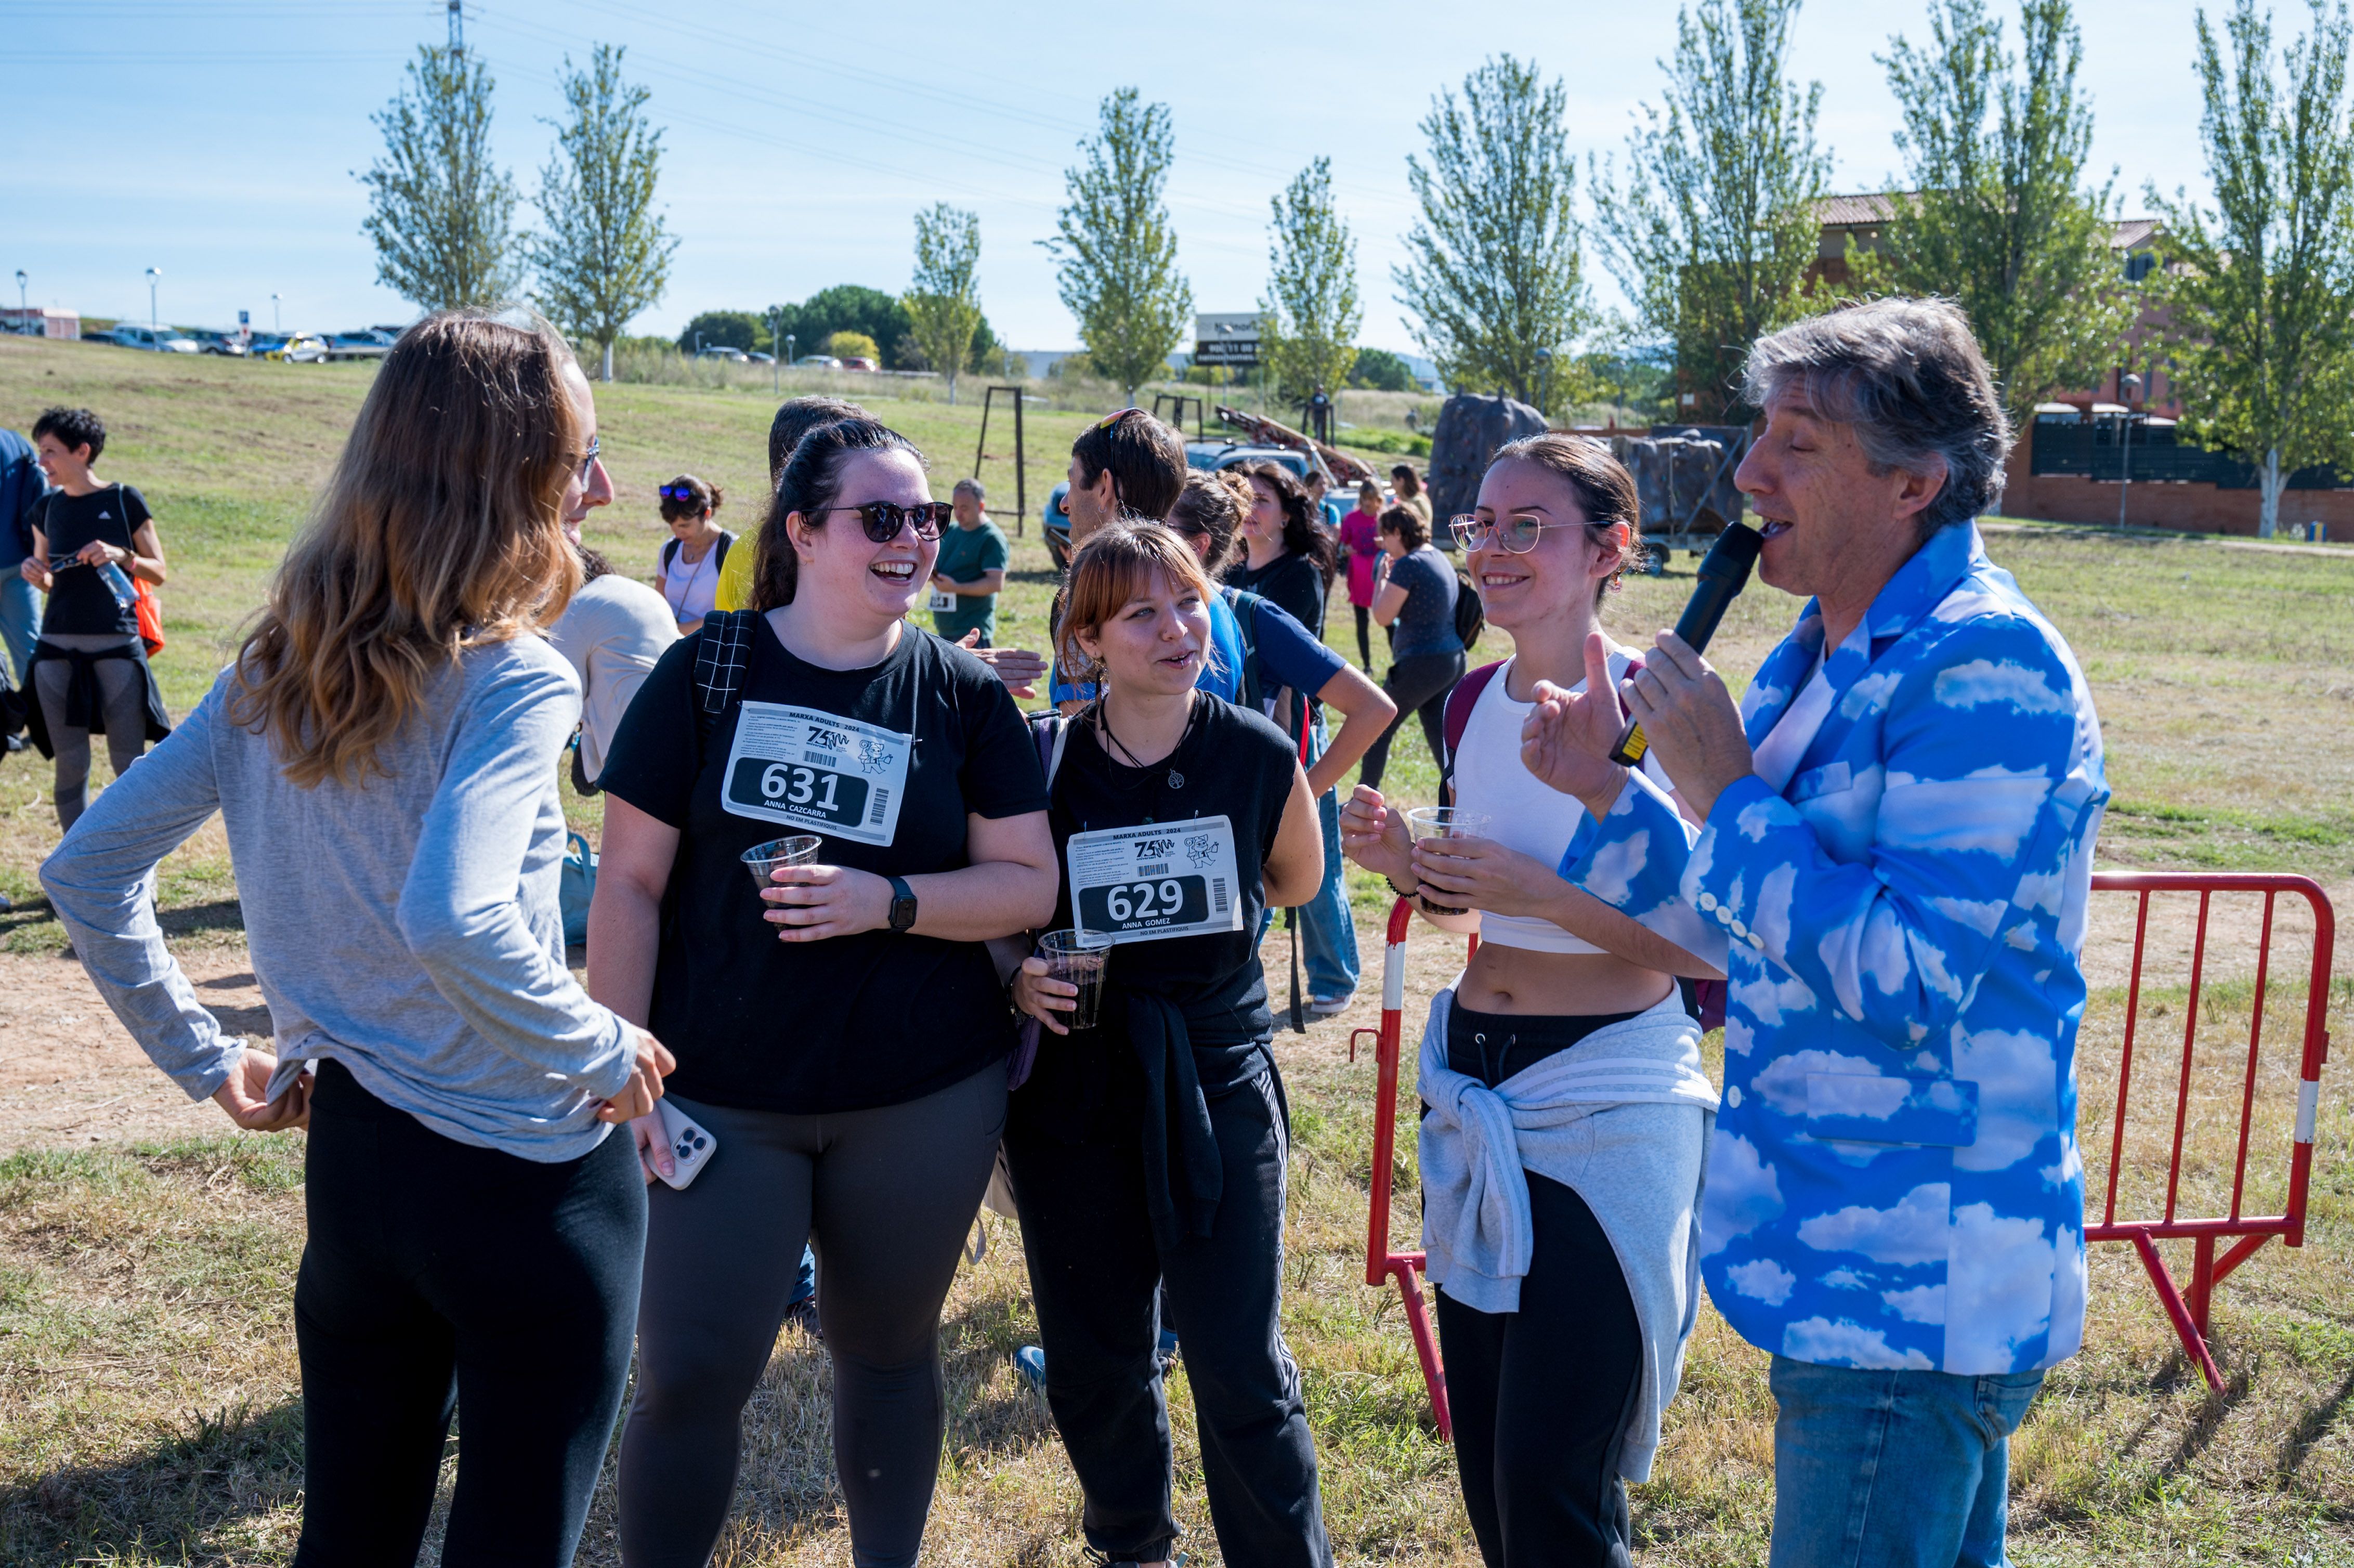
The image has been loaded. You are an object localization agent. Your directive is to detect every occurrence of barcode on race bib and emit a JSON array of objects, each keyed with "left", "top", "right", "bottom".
[
  {"left": 721, "top": 700, "right": 911, "bottom": 848},
  {"left": 1065, "top": 815, "right": 1245, "bottom": 948}
]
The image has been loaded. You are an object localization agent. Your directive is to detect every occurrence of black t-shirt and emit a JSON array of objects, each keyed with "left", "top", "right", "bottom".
[
  {"left": 40, "top": 485, "right": 148, "bottom": 636},
  {"left": 598, "top": 617, "right": 1050, "bottom": 1113},
  {"left": 1225, "top": 550, "right": 1326, "bottom": 639},
  {"left": 1044, "top": 697, "right": 1298, "bottom": 1040}
]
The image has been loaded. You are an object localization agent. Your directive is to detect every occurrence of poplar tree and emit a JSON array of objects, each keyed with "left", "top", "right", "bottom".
[
  {"left": 903, "top": 204, "right": 985, "bottom": 404},
  {"left": 1592, "top": 0, "right": 1831, "bottom": 420},
  {"left": 526, "top": 45, "right": 676, "bottom": 382},
  {"left": 1259, "top": 158, "right": 1362, "bottom": 406},
  {"left": 1859, "top": 0, "right": 2131, "bottom": 421},
  {"left": 358, "top": 46, "right": 519, "bottom": 311},
  {"left": 2154, "top": 0, "right": 2354, "bottom": 537},
  {"left": 1393, "top": 55, "right": 1592, "bottom": 416},
  {"left": 1045, "top": 89, "right": 1193, "bottom": 404}
]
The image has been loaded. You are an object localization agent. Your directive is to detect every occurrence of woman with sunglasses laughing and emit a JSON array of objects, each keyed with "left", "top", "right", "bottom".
[
  {"left": 1341, "top": 435, "right": 1722, "bottom": 1568},
  {"left": 591, "top": 417, "right": 1060, "bottom": 1567}
]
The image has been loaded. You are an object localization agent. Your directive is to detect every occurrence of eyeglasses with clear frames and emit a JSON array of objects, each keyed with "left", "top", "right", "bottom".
[{"left": 1448, "top": 512, "right": 1585, "bottom": 553}]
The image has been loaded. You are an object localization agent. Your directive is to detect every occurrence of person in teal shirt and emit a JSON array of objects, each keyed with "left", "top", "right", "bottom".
[{"left": 930, "top": 477, "right": 1009, "bottom": 645}]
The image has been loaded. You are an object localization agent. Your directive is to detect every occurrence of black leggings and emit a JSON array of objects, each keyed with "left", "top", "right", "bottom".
[
  {"left": 1359, "top": 648, "right": 1466, "bottom": 791},
  {"left": 1436, "top": 1171, "right": 1642, "bottom": 1568},
  {"left": 293, "top": 1059, "right": 645, "bottom": 1568},
  {"left": 1352, "top": 603, "right": 1372, "bottom": 669},
  {"left": 619, "top": 1064, "right": 1007, "bottom": 1567}
]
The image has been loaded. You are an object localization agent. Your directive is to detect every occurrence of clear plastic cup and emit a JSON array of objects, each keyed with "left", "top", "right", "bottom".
[
  {"left": 1405, "top": 807, "right": 1492, "bottom": 917},
  {"left": 1037, "top": 929, "right": 1108, "bottom": 1031},
  {"left": 741, "top": 835, "right": 823, "bottom": 899}
]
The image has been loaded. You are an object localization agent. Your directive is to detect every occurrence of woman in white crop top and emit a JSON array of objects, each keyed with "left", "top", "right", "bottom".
[{"left": 1340, "top": 435, "right": 1722, "bottom": 1568}]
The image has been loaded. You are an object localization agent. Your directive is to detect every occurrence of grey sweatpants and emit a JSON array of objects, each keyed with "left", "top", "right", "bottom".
[
  {"left": 618, "top": 1062, "right": 1007, "bottom": 1568},
  {"left": 34, "top": 633, "right": 149, "bottom": 830}
]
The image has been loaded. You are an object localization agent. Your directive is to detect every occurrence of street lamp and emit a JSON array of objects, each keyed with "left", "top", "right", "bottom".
[
  {"left": 786, "top": 333, "right": 796, "bottom": 371},
  {"left": 270, "top": 292, "right": 280, "bottom": 332},
  {"left": 12, "top": 270, "right": 24, "bottom": 316},
  {"left": 145, "top": 266, "right": 161, "bottom": 328},
  {"left": 2117, "top": 371, "right": 2143, "bottom": 529}
]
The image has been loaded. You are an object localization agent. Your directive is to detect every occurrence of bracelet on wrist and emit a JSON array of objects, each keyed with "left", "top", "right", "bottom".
[{"left": 1383, "top": 874, "right": 1420, "bottom": 900}]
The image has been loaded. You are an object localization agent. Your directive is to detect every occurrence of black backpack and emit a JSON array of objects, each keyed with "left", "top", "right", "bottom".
[{"left": 1452, "top": 566, "right": 1486, "bottom": 650}]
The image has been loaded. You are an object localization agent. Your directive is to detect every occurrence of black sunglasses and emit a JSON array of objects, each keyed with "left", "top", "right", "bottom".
[{"left": 820, "top": 501, "right": 953, "bottom": 542}]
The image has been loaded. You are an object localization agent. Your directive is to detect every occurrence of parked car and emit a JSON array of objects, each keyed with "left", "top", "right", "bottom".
[
  {"left": 263, "top": 332, "right": 331, "bottom": 364},
  {"left": 746, "top": 350, "right": 775, "bottom": 364},
  {"left": 188, "top": 329, "right": 248, "bottom": 357},
  {"left": 695, "top": 345, "right": 748, "bottom": 362},
  {"left": 108, "top": 324, "right": 199, "bottom": 354},
  {"left": 841, "top": 356, "right": 878, "bottom": 372},
  {"left": 794, "top": 354, "right": 843, "bottom": 370},
  {"left": 1184, "top": 441, "right": 1310, "bottom": 482},
  {"left": 324, "top": 331, "right": 393, "bottom": 361}
]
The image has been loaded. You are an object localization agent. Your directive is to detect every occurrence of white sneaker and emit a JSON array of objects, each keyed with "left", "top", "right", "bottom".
[{"left": 1306, "top": 994, "right": 1352, "bottom": 1018}]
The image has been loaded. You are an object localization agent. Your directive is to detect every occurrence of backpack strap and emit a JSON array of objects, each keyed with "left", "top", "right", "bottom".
[
  {"left": 661, "top": 535, "right": 679, "bottom": 576},
  {"left": 1440, "top": 659, "right": 1506, "bottom": 800},
  {"left": 1031, "top": 710, "right": 1070, "bottom": 788},
  {"left": 713, "top": 530, "right": 733, "bottom": 572},
  {"left": 691, "top": 609, "right": 760, "bottom": 761}
]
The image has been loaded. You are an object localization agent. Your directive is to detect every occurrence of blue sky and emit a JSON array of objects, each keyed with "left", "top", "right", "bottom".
[{"left": 5, "top": 0, "right": 2211, "bottom": 351}]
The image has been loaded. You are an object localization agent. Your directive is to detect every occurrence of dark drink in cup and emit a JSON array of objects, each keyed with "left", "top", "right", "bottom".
[
  {"left": 1038, "top": 929, "right": 1108, "bottom": 1031},
  {"left": 740, "top": 835, "right": 822, "bottom": 904},
  {"left": 1405, "top": 807, "right": 1492, "bottom": 917}
]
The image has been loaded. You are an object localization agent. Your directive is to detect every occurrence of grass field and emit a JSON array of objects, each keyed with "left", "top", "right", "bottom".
[{"left": 2, "top": 333, "right": 2353, "bottom": 1564}]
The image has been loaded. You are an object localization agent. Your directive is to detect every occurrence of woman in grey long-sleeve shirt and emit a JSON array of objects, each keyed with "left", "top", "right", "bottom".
[{"left": 41, "top": 310, "right": 672, "bottom": 1568}]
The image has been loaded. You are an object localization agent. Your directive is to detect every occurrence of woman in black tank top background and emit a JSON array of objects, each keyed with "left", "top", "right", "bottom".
[{"left": 1008, "top": 520, "right": 1333, "bottom": 1568}]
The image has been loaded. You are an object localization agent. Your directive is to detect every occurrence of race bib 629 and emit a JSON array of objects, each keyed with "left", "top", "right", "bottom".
[{"left": 1066, "top": 815, "right": 1241, "bottom": 949}]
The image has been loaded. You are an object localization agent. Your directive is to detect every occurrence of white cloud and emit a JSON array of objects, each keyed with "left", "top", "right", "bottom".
[
  {"left": 1943, "top": 1203, "right": 2056, "bottom": 1373},
  {"left": 1781, "top": 1316, "right": 1937, "bottom": 1370},
  {"left": 1822, "top": 1269, "right": 1868, "bottom": 1290},
  {"left": 1584, "top": 829, "right": 1651, "bottom": 907},
  {"left": 1727, "top": 1258, "right": 1797, "bottom": 1305},
  {"left": 1953, "top": 1027, "right": 2059, "bottom": 1172},
  {"left": 1750, "top": 1049, "right": 1890, "bottom": 1117},
  {"left": 1881, "top": 1284, "right": 1946, "bottom": 1323},
  {"left": 2048, "top": 1225, "right": 2087, "bottom": 1361},
  {"left": 1878, "top": 777, "right": 2049, "bottom": 858},
  {"left": 1933, "top": 659, "right": 2069, "bottom": 713},
  {"left": 1929, "top": 895, "right": 2008, "bottom": 938},
  {"left": 1751, "top": 861, "right": 1798, "bottom": 954},
  {"left": 2011, "top": 867, "right": 2064, "bottom": 916},
  {"left": 1797, "top": 1183, "right": 1951, "bottom": 1266},
  {"left": 2039, "top": 1136, "right": 2085, "bottom": 1190},
  {"left": 1839, "top": 668, "right": 1903, "bottom": 719},
  {"left": 1701, "top": 1132, "right": 1786, "bottom": 1257},
  {"left": 1722, "top": 1013, "right": 1756, "bottom": 1058},
  {"left": 1740, "top": 968, "right": 1821, "bottom": 1028},
  {"left": 1736, "top": 798, "right": 1781, "bottom": 843}
]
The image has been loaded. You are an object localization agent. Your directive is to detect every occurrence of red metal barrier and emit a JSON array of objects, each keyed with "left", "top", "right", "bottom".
[
  {"left": 1348, "top": 897, "right": 1461, "bottom": 1439},
  {"left": 2085, "top": 871, "right": 2335, "bottom": 1392}
]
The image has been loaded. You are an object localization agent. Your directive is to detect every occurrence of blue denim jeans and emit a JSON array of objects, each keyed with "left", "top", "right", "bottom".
[
  {"left": 1296, "top": 785, "right": 1359, "bottom": 1000},
  {"left": 0, "top": 573, "right": 37, "bottom": 686},
  {"left": 1769, "top": 1355, "right": 2044, "bottom": 1568}
]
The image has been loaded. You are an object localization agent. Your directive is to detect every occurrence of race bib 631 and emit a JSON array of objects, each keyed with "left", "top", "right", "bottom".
[{"left": 721, "top": 700, "right": 911, "bottom": 847}]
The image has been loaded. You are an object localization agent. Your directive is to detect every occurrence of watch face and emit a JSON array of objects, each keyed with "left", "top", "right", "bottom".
[{"left": 889, "top": 880, "right": 918, "bottom": 931}]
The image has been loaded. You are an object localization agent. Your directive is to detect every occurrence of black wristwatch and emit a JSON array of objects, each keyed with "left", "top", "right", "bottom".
[{"left": 885, "top": 874, "right": 918, "bottom": 933}]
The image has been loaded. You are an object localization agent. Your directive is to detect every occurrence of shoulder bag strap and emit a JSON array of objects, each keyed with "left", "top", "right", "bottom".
[{"left": 1440, "top": 659, "right": 1506, "bottom": 798}]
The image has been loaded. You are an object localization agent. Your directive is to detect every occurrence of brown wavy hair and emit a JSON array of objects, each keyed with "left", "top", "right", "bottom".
[{"left": 228, "top": 310, "right": 585, "bottom": 786}]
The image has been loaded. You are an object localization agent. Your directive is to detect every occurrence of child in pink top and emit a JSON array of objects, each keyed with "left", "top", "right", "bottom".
[{"left": 1339, "top": 479, "right": 1384, "bottom": 670}]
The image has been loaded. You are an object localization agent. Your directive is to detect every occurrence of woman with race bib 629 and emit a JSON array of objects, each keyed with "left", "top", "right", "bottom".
[
  {"left": 590, "top": 417, "right": 1058, "bottom": 1568},
  {"left": 1008, "top": 519, "right": 1333, "bottom": 1568}
]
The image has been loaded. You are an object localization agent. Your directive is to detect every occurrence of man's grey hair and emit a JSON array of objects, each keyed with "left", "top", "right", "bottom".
[
  {"left": 1742, "top": 297, "right": 2012, "bottom": 535},
  {"left": 953, "top": 476, "right": 985, "bottom": 501}
]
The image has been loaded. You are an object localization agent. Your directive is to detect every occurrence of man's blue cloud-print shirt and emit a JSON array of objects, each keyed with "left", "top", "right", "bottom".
[{"left": 1563, "top": 521, "right": 2108, "bottom": 1375}]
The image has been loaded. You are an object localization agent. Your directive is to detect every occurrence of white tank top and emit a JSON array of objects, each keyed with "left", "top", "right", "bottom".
[{"left": 1449, "top": 649, "right": 1654, "bottom": 955}]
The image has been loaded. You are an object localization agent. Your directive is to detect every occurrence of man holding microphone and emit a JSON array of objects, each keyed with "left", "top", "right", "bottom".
[{"left": 1522, "top": 297, "right": 2108, "bottom": 1568}]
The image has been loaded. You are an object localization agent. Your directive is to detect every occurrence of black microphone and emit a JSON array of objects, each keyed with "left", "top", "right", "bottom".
[{"left": 1609, "top": 521, "right": 1765, "bottom": 767}]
